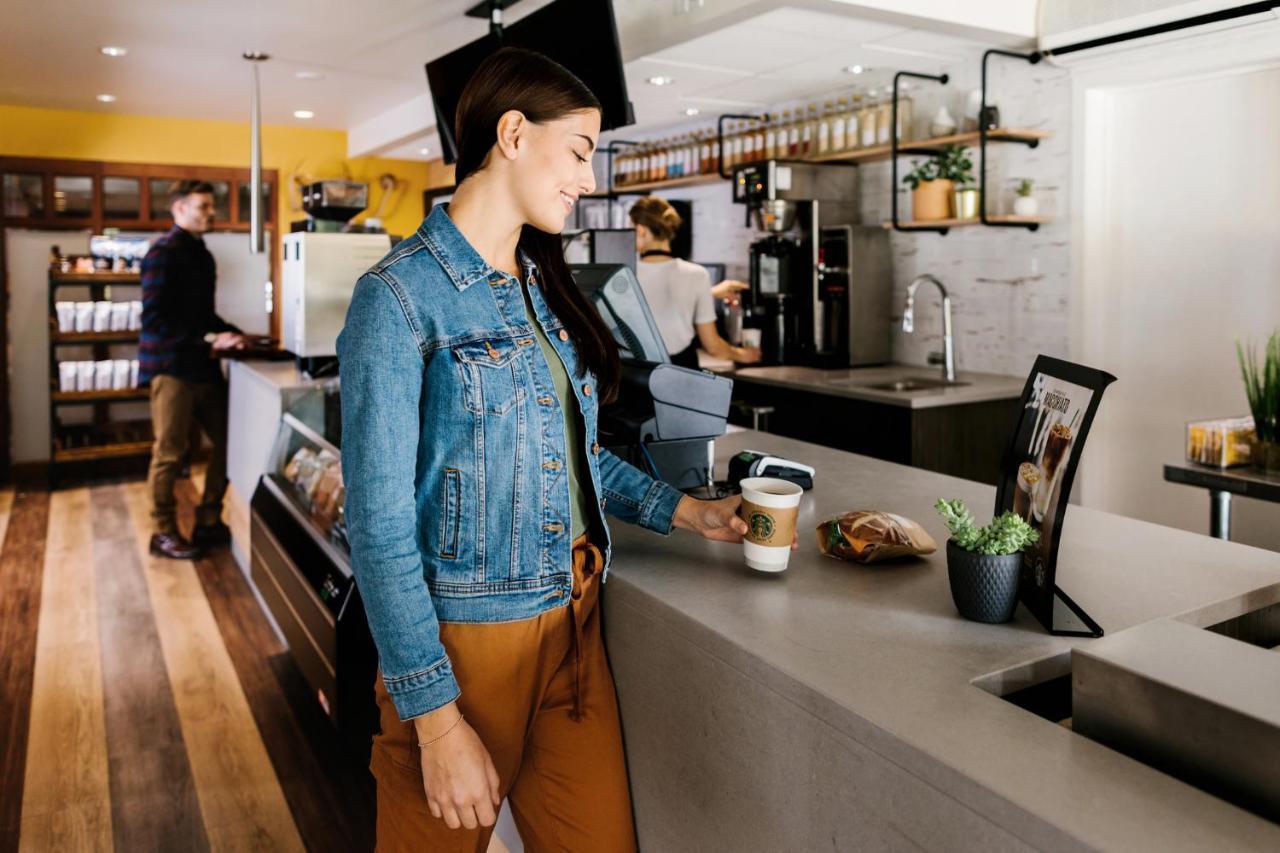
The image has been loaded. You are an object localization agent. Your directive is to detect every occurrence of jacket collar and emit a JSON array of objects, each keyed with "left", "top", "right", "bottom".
[{"left": 419, "top": 203, "right": 537, "bottom": 292}]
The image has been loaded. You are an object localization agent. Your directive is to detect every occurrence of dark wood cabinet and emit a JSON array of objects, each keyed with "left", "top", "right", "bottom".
[{"left": 728, "top": 378, "right": 1019, "bottom": 485}]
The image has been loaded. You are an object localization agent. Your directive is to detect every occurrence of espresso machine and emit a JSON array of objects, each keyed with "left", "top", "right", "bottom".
[{"left": 733, "top": 160, "right": 891, "bottom": 367}]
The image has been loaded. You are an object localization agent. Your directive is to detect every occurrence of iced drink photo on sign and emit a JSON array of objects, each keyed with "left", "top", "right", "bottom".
[{"left": 1014, "top": 461, "right": 1042, "bottom": 522}]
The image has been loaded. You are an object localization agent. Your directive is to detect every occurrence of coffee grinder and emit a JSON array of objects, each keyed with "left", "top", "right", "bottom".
[{"left": 733, "top": 160, "right": 891, "bottom": 368}]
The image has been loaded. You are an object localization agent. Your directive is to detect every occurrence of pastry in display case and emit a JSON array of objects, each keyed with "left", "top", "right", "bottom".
[{"left": 250, "top": 383, "right": 376, "bottom": 766}]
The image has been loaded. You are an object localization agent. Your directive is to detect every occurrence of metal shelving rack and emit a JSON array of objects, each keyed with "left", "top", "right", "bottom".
[{"left": 48, "top": 268, "right": 150, "bottom": 486}]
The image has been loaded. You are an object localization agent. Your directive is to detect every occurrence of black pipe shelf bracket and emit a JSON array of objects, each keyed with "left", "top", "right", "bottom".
[
  {"left": 718, "top": 113, "right": 770, "bottom": 179},
  {"left": 891, "top": 70, "right": 950, "bottom": 234},
  {"left": 980, "top": 48, "right": 1043, "bottom": 230}
]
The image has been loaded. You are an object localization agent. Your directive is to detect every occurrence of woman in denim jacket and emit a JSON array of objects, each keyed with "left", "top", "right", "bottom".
[{"left": 339, "top": 48, "right": 789, "bottom": 852}]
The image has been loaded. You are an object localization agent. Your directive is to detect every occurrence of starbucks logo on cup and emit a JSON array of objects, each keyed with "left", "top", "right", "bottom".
[{"left": 749, "top": 511, "right": 775, "bottom": 541}]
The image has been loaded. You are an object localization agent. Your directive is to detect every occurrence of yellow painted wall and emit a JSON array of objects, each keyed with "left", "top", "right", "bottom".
[{"left": 0, "top": 103, "right": 447, "bottom": 241}]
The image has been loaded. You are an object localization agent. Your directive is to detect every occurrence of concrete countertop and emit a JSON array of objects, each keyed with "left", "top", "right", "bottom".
[
  {"left": 721, "top": 363, "right": 1027, "bottom": 409},
  {"left": 604, "top": 430, "right": 1280, "bottom": 850}
]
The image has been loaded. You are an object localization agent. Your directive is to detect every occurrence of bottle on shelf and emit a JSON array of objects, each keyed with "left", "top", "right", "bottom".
[
  {"left": 846, "top": 93, "right": 862, "bottom": 151},
  {"left": 698, "top": 132, "right": 712, "bottom": 175},
  {"left": 831, "top": 98, "right": 849, "bottom": 152},
  {"left": 896, "top": 83, "right": 914, "bottom": 143},
  {"left": 799, "top": 103, "right": 816, "bottom": 157},
  {"left": 706, "top": 130, "right": 721, "bottom": 175},
  {"left": 858, "top": 90, "right": 878, "bottom": 148},
  {"left": 751, "top": 119, "right": 766, "bottom": 163},
  {"left": 764, "top": 115, "right": 778, "bottom": 160},
  {"left": 817, "top": 100, "right": 832, "bottom": 156},
  {"left": 786, "top": 110, "right": 800, "bottom": 158},
  {"left": 690, "top": 134, "right": 702, "bottom": 176},
  {"left": 875, "top": 90, "right": 892, "bottom": 146},
  {"left": 732, "top": 122, "right": 746, "bottom": 169}
]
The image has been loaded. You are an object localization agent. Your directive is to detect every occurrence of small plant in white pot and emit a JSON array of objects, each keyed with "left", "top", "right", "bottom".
[
  {"left": 1013, "top": 178, "right": 1038, "bottom": 217},
  {"left": 935, "top": 499, "right": 1040, "bottom": 623}
]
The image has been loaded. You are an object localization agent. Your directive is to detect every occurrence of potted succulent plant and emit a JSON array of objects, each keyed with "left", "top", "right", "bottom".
[
  {"left": 935, "top": 498, "right": 1040, "bottom": 623},
  {"left": 903, "top": 144, "right": 973, "bottom": 222},
  {"left": 1013, "top": 178, "right": 1038, "bottom": 216},
  {"left": 1238, "top": 331, "right": 1280, "bottom": 472}
]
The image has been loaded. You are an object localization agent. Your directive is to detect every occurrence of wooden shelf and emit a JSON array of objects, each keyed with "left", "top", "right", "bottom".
[
  {"left": 52, "top": 388, "right": 149, "bottom": 404},
  {"left": 813, "top": 128, "right": 1050, "bottom": 165},
  {"left": 50, "top": 271, "right": 141, "bottom": 284},
  {"left": 53, "top": 441, "right": 152, "bottom": 464},
  {"left": 52, "top": 330, "right": 140, "bottom": 344},
  {"left": 882, "top": 215, "right": 1053, "bottom": 231},
  {"left": 604, "top": 128, "right": 1052, "bottom": 195},
  {"left": 608, "top": 173, "right": 724, "bottom": 194}
]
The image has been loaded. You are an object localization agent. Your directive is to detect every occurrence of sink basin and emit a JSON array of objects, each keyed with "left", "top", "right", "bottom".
[{"left": 859, "top": 377, "right": 971, "bottom": 392}]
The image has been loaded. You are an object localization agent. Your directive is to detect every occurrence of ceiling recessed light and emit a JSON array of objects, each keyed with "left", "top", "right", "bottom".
[
  {"left": 419, "top": 147, "right": 431, "bottom": 155},
  {"left": 295, "top": 70, "right": 324, "bottom": 80},
  {"left": 683, "top": 107, "right": 700, "bottom": 116},
  {"left": 647, "top": 76, "right": 674, "bottom": 86},
  {"left": 844, "top": 64, "right": 865, "bottom": 74},
  {"left": 293, "top": 109, "right": 314, "bottom": 119},
  {"left": 100, "top": 45, "right": 128, "bottom": 57},
  {"left": 96, "top": 94, "right": 117, "bottom": 103}
]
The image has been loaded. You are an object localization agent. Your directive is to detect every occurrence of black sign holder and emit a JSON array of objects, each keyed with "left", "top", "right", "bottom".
[{"left": 994, "top": 355, "right": 1116, "bottom": 637}]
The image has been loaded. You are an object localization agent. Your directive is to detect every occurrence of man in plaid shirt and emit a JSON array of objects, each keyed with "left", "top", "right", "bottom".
[{"left": 141, "top": 180, "right": 245, "bottom": 559}]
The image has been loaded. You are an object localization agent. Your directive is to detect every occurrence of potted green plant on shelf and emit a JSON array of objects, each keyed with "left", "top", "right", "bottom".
[
  {"left": 903, "top": 144, "right": 974, "bottom": 222},
  {"left": 1013, "top": 178, "right": 1038, "bottom": 217},
  {"left": 935, "top": 498, "right": 1040, "bottom": 623},
  {"left": 1237, "top": 330, "right": 1280, "bottom": 472}
]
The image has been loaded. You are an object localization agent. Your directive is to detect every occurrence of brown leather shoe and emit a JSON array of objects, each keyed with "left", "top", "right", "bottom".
[
  {"left": 192, "top": 522, "right": 232, "bottom": 549},
  {"left": 149, "top": 532, "right": 202, "bottom": 560}
]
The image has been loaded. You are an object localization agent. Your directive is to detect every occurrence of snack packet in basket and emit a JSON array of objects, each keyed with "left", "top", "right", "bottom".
[{"left": 816, "top": 510, "right": 938, "bottom": 563}]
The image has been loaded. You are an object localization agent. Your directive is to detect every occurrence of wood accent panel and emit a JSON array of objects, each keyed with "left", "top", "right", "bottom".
[
  {"left": 0, "top": 489, "right": 16, "bottom": 557},
  {"left": 18, "top": 489, "right": 113, "bottom": 852},
  {"left": 120, "top": 482, "right": 305, "bottom": 852},
  {"left": 91, "top": 484, "right": 209, "bottom": 852},
  {"left": 175, "top": 479, "right": 376, "bottom": 852},
  {"left": 0, "top": 491, "right": 50, "bottom": 851}
]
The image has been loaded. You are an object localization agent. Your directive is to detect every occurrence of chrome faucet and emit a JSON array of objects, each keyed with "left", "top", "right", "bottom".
[{"left": 902, "top": 274, "right": 956, "bottom": 382}]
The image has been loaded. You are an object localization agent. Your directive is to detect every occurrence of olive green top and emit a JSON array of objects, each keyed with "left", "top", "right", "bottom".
[{"left": 520, "top": 280, "right": 592, "bottom": 540}]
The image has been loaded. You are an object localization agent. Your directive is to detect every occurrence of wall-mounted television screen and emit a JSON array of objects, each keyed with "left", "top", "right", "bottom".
[{"left": 426, "top": 0, "right": 634, "bottom": 164}]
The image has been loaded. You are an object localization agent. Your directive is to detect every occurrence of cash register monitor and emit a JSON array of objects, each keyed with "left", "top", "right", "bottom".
[{"left": 570, "top": 264, "right": 669, "bottom": 364}]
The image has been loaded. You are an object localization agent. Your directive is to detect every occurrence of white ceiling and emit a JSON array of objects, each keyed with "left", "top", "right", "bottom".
[{"left": 0, "top": 0, "right": 1029, "bottom": 162}]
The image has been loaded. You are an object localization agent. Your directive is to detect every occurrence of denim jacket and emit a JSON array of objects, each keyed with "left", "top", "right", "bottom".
[{"left": 337, "top": 205, "right": 685, "bottom": 720}]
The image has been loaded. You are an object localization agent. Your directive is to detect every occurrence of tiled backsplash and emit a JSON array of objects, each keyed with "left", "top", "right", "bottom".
[{"left": 616, "top": 57, "right": 1072, "bottom": 378}]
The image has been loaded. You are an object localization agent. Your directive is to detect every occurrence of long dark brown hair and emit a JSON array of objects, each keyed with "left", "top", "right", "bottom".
[{"left": 453, "top": 47, "right": 621, "bottom": 403}]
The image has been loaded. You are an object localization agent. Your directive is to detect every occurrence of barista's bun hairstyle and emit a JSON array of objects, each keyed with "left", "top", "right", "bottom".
[{"left": 628, "top": 196, "right": 683, "bottom": 243}]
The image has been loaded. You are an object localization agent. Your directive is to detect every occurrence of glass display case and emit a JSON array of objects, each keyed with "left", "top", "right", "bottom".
[{"left": 250, "top": 382, "right": 376, "bottom": 765}]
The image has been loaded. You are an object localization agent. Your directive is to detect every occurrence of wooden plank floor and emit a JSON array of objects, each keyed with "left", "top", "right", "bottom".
[{"left": 0, "top": 476, "right": 376, "bottom": 853}]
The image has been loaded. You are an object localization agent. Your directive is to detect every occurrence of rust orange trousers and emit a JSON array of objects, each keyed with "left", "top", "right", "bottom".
[{"left": 371, "top": 534, "right": 638, "bottom": 853}]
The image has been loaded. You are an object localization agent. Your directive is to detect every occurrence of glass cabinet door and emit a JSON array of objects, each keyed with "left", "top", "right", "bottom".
[
  {"left": 2, "top": 173, "right": 44, "bottom": 217},
  {"left": 52, "top": 175, "right": 93, "bottom": 218},
  {"left": 103, "top": 176, "right": 141, "bottom": 219},
  {"left": 237, "top": 180, "right": 274, "bottom": 223}
]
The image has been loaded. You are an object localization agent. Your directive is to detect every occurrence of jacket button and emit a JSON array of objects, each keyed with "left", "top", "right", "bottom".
[
  {"left": 558, "top": 329, "right": 569, "bottom": 341},
  {"left": 582, "top": 384, "right": 592, "bottom": 397},
  {"left": 544, "top": 522, "right": 563, "bottom": 533},
  {"left": 486, "top": 344, "right": 500, "bottom": 359},
  {"left": 537, "top": 395, "right": 554, "bottom": 406}
]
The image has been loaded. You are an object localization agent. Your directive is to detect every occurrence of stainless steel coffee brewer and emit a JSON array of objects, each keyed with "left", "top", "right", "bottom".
[{"left": 733, "top": 160, "right": 892, "bottom": 367}]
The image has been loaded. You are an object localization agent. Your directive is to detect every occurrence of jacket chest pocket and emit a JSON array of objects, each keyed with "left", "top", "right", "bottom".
[{"left": 453, "top": 338, "right": 522, "bottom": 415}]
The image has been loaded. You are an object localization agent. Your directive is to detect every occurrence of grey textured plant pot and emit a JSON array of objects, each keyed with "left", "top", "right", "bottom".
[{"left": 946, "top": 539, "right": 1022, "bottom": 623}]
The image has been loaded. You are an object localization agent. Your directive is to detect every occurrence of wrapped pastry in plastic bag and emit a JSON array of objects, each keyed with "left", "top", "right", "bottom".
[{"left": 816, "top": 511, "right": 938, "bottom": 563}]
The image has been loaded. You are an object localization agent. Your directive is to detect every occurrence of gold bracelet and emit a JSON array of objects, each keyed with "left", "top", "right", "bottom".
[{"left": 417, "top": 713, "right": 464, "bottom": 749}]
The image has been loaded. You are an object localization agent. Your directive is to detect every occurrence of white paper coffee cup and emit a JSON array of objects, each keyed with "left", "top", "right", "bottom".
[
  {"left": 738, "top": 476, "right": 803, "bottom": 572},
  {"left": 93, "top": 301, "right": 112, "bottom": 332},
  {"left": 74, "top": 302, "right": 94, "bottom": 332},
  {"left": 741, "top": 328, "right": 762, "bottom": 349}
]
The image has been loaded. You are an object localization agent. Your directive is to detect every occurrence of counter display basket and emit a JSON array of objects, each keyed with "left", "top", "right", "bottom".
[{"left": 250, "top": 383, "right": 377, "bottom": 766}]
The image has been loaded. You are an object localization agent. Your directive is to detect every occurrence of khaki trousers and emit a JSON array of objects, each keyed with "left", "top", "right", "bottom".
[
  {"left": 146, "top": 374, "right": 229, "bottom": 534},
  {"left": 371, "top": 535, "right": 637, "bottom": 853}
]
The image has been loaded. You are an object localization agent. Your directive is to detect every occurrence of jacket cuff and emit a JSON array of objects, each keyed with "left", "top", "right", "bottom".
[
  {"left": 637, "top": 478, "right": 685, "bottom": 535},
  {"left": 383, "top": 657, "right": 462, "bottom": 721}
]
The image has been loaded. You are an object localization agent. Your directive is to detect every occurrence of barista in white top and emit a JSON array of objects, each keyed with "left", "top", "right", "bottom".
[{"left": 629, "top": 197, "right": 762, "bottom": 369}]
